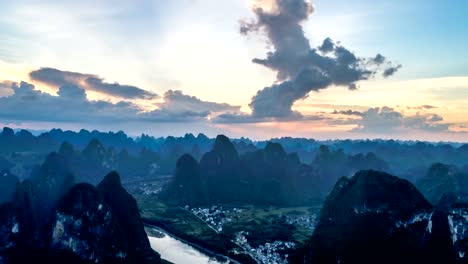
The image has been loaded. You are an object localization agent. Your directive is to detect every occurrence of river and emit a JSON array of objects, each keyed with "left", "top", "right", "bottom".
[{"left": 148, "top": 228, "right": 224, "bottom": 264}]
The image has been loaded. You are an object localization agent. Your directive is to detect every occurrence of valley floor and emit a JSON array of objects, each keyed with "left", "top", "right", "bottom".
[{"left": 128, "top": 177, "right": 321, "bottom": 264}]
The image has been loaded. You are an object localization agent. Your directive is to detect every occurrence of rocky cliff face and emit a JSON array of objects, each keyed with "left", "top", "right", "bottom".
[
  {"left": 0, "top": 170, "right": 162, "bottom": 264},
  {"left": 290, "top": 170, "right": 463, "bottom": 264},
  {"left": 97, "top": 171, "right": 161, "bottom": 264},
  {"left": 434, "top": 192, "right": 468, "bottom": 262},
  {"left": 51, "top": 183, "right": 129, "bottom": 263},
  {"left": 0, "top": 180, "right": 39, "bottom": 262}
]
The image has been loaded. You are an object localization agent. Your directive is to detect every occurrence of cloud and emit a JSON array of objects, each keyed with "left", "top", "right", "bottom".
[
  {"left": 349, "top": 106, "right": 450, "bottom": 133},
  {"left": 29, "top": 68, "right": 158, "bottom": 100},
  {"left": 0, "top": 81, "right": 14, "bottom": 97},
  {"left": 239, "top": 0, "right": 401, "bottom": 119},
  {"left": 141, "top": 90, "right": 243, "bottom": 123},
  {"left": 371, "top": 54, "right": 386, "bottom": 65},
  {"left": 0, "top": 81, "right": 142, "bottom": 123},
  {"left": 0, "top": 81, "right": 242, "bottom": 124},
  {"left": 422, "top": 105, "right": 438, "bottom": 110},
  {"left": 407, "top": 105, "right": 438, "bottom": 110},
  {"left": 318, "top": 37, "right": 335, "bottom": 53},
  {"left": 383, "top": 65, "right": 403, "bottom": 78},
  {"left": 157, "top": 90, "right": 241, "bottom": 114},
  {"left": 213, "top": 111, "right": 326, "bottom": 124},
  {"left": 331, "top": 109, "right": 364, "bottom": 117}
]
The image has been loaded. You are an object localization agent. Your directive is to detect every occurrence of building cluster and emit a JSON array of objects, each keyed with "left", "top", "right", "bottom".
[
  {"left": 285, "top": 214, "right": 317, "bottom": 230},
  {"left": 234, "top": 231, "right": 296, "bottom": 264},
  {"left": 188, "top": 206, "right": 234, "bottom": 233},
  {"left": 138, "top": 183, "right": 161, "bottom": 195}
]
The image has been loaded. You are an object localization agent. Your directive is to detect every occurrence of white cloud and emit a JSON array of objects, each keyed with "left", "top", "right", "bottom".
[{"left": 348, "top": 106, "right": 451, "bottom": 133}]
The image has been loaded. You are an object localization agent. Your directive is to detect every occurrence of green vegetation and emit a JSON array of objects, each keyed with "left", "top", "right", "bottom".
[
  {"left": 135, "top": 191, "right": 319, "bottom": 263},
  {"left": 221, "top": 206, "right": 317, "bottom": 246},
  {"left": 136, "top": 195, "right": 252, "bottom": 263}
]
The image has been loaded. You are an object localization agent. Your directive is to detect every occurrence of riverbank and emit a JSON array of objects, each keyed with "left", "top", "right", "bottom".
[
  {"left": 145, "top": 224, "right": 240, "bottom": 264},
  {"left": 138, "top": 199, "right": 319, "bottom": 263},
  {"left": 143, "top": 216, "right": 256, "bottom": 264},
  {"left": 130, "top": 180, "right": 318, "bottom": 264}
]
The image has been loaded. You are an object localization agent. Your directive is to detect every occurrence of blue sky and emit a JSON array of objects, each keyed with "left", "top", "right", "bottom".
[
  {"left": 310, "top": 0, "right": 468, "bottom": 78},
  {"left": 0, "top": 0, "right": 467, "bottom": 141}
]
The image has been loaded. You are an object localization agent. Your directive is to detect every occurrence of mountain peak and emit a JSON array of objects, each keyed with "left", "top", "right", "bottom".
[
  {"left": 53, "top": 183, "right": 129, "bottom": 262},
  {"left": 213, "top": 135, "right": 238, "bottom": 159},
  {"left": 264, "top": 142, "right": 286, "bottom": 156},
  {"left": 82, "top": 138, "right": 105, "bottom": 155},
  {"left": 98, "top": 171, "right": 122, "bottom": 188},
  {"left": 97, "top": 171, "right": 161, "bottom": 263},
  {"left": 1, "top": 127, "right": 14, "bottom": 138},
  {"left": 322, "top": 170, "right": 432, "bottom": 221},
  {"left": 294, "top": 170, "right": 435, "bottom": 264},
  {"left": 58, "top": 141, "right": 76, "bottom": 157}
]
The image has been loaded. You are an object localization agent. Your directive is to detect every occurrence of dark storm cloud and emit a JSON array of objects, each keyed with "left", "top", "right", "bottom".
[
  {"left": 318, "top": 37, "right": 335, "bottom": 53},
  {"left": 238, "top": 0, "right": 401, "bottom": 120},
  {"left": 29, "top": 67, "right": 158, "bottom": 99}
]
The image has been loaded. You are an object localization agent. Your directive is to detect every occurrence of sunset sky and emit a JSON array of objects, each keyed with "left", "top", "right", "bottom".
[{"left": 0, "top": 0, "right": 467, "bottom": 141}]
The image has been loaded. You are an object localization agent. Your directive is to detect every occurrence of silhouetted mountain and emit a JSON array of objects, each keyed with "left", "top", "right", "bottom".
[
  {"left": 29, "top": 152, "right": 75, "bottom": 224},
  {"left": 290, "top": 170, "right": 467, "bottom": 264},
  {"left": 431, "top": 192, "right": 468, "bottom": 262},
  {"left": 97, "top": 171, "right": 161, "bottom": 263},
  {"left": 57, "top": 141, "right": 78, "bottom": 158},
  {"left": 3, "top": 126, "right": 468, "bottom": 185},
  {"left": 0, "top": 171, "right": 162, "bottom": 263},
  {"left": 3, "top": 126, "right": 468, "bottom": 263},
  {"left": 416, "top": 163, "right": 468, "bottom": 204},
  {"left": 311, "top": 145, "right": 390, "bottom": 196},
  {"left": 82, "top": 139, "right": 108, "bottom": 164},
  {"left": 0, "top": 170, "right": 19, "bottom": 204},
  {"left": 0, "top": 127, "right": 57, "bottom": 156},
  {"left": 291, "top": 170, "right": 431, "bottom": 263},
  {"left": 54, "top": 140, "right": 163, "bottom": 184},
  {"left": 239, "top": 142, "right": 319, "bottom": 205},
  {"left": 162, "top": 136, "right": 322, "bottom": 205},
  {"left": 0, "top": 180, "right": 39, "bottom": 262},
  {"left": 199, "top": 135, "right": 242, "bottom": 202},
  {"left": 52, "top": 183, "right": 129, "bottom": 263},
  {"left": 160, "top": 154, "right": 207, "bottom": 205}
]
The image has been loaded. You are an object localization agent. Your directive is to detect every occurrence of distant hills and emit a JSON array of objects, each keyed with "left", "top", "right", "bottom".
[
  {"left": 2, "top": 126, "right": 468, "bottom": 263},
  {"left": 160, "top": 135, "right": 395, "bottom": 206},
  {"left": 2, "top": 126, "right": 468, "bottom": 182},
  {"left": 2, "top": 126, "right": 468, "bottom": 205}
]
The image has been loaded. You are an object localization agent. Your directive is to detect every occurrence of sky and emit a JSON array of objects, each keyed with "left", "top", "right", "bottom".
[{"left": 0, "top": 0, "right": 467, "bottom": 141}]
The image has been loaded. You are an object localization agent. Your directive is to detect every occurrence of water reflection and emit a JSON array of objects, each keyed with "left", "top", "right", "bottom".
[{"left": 148, "top": 229, "right": 222, "bottom": 264}]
